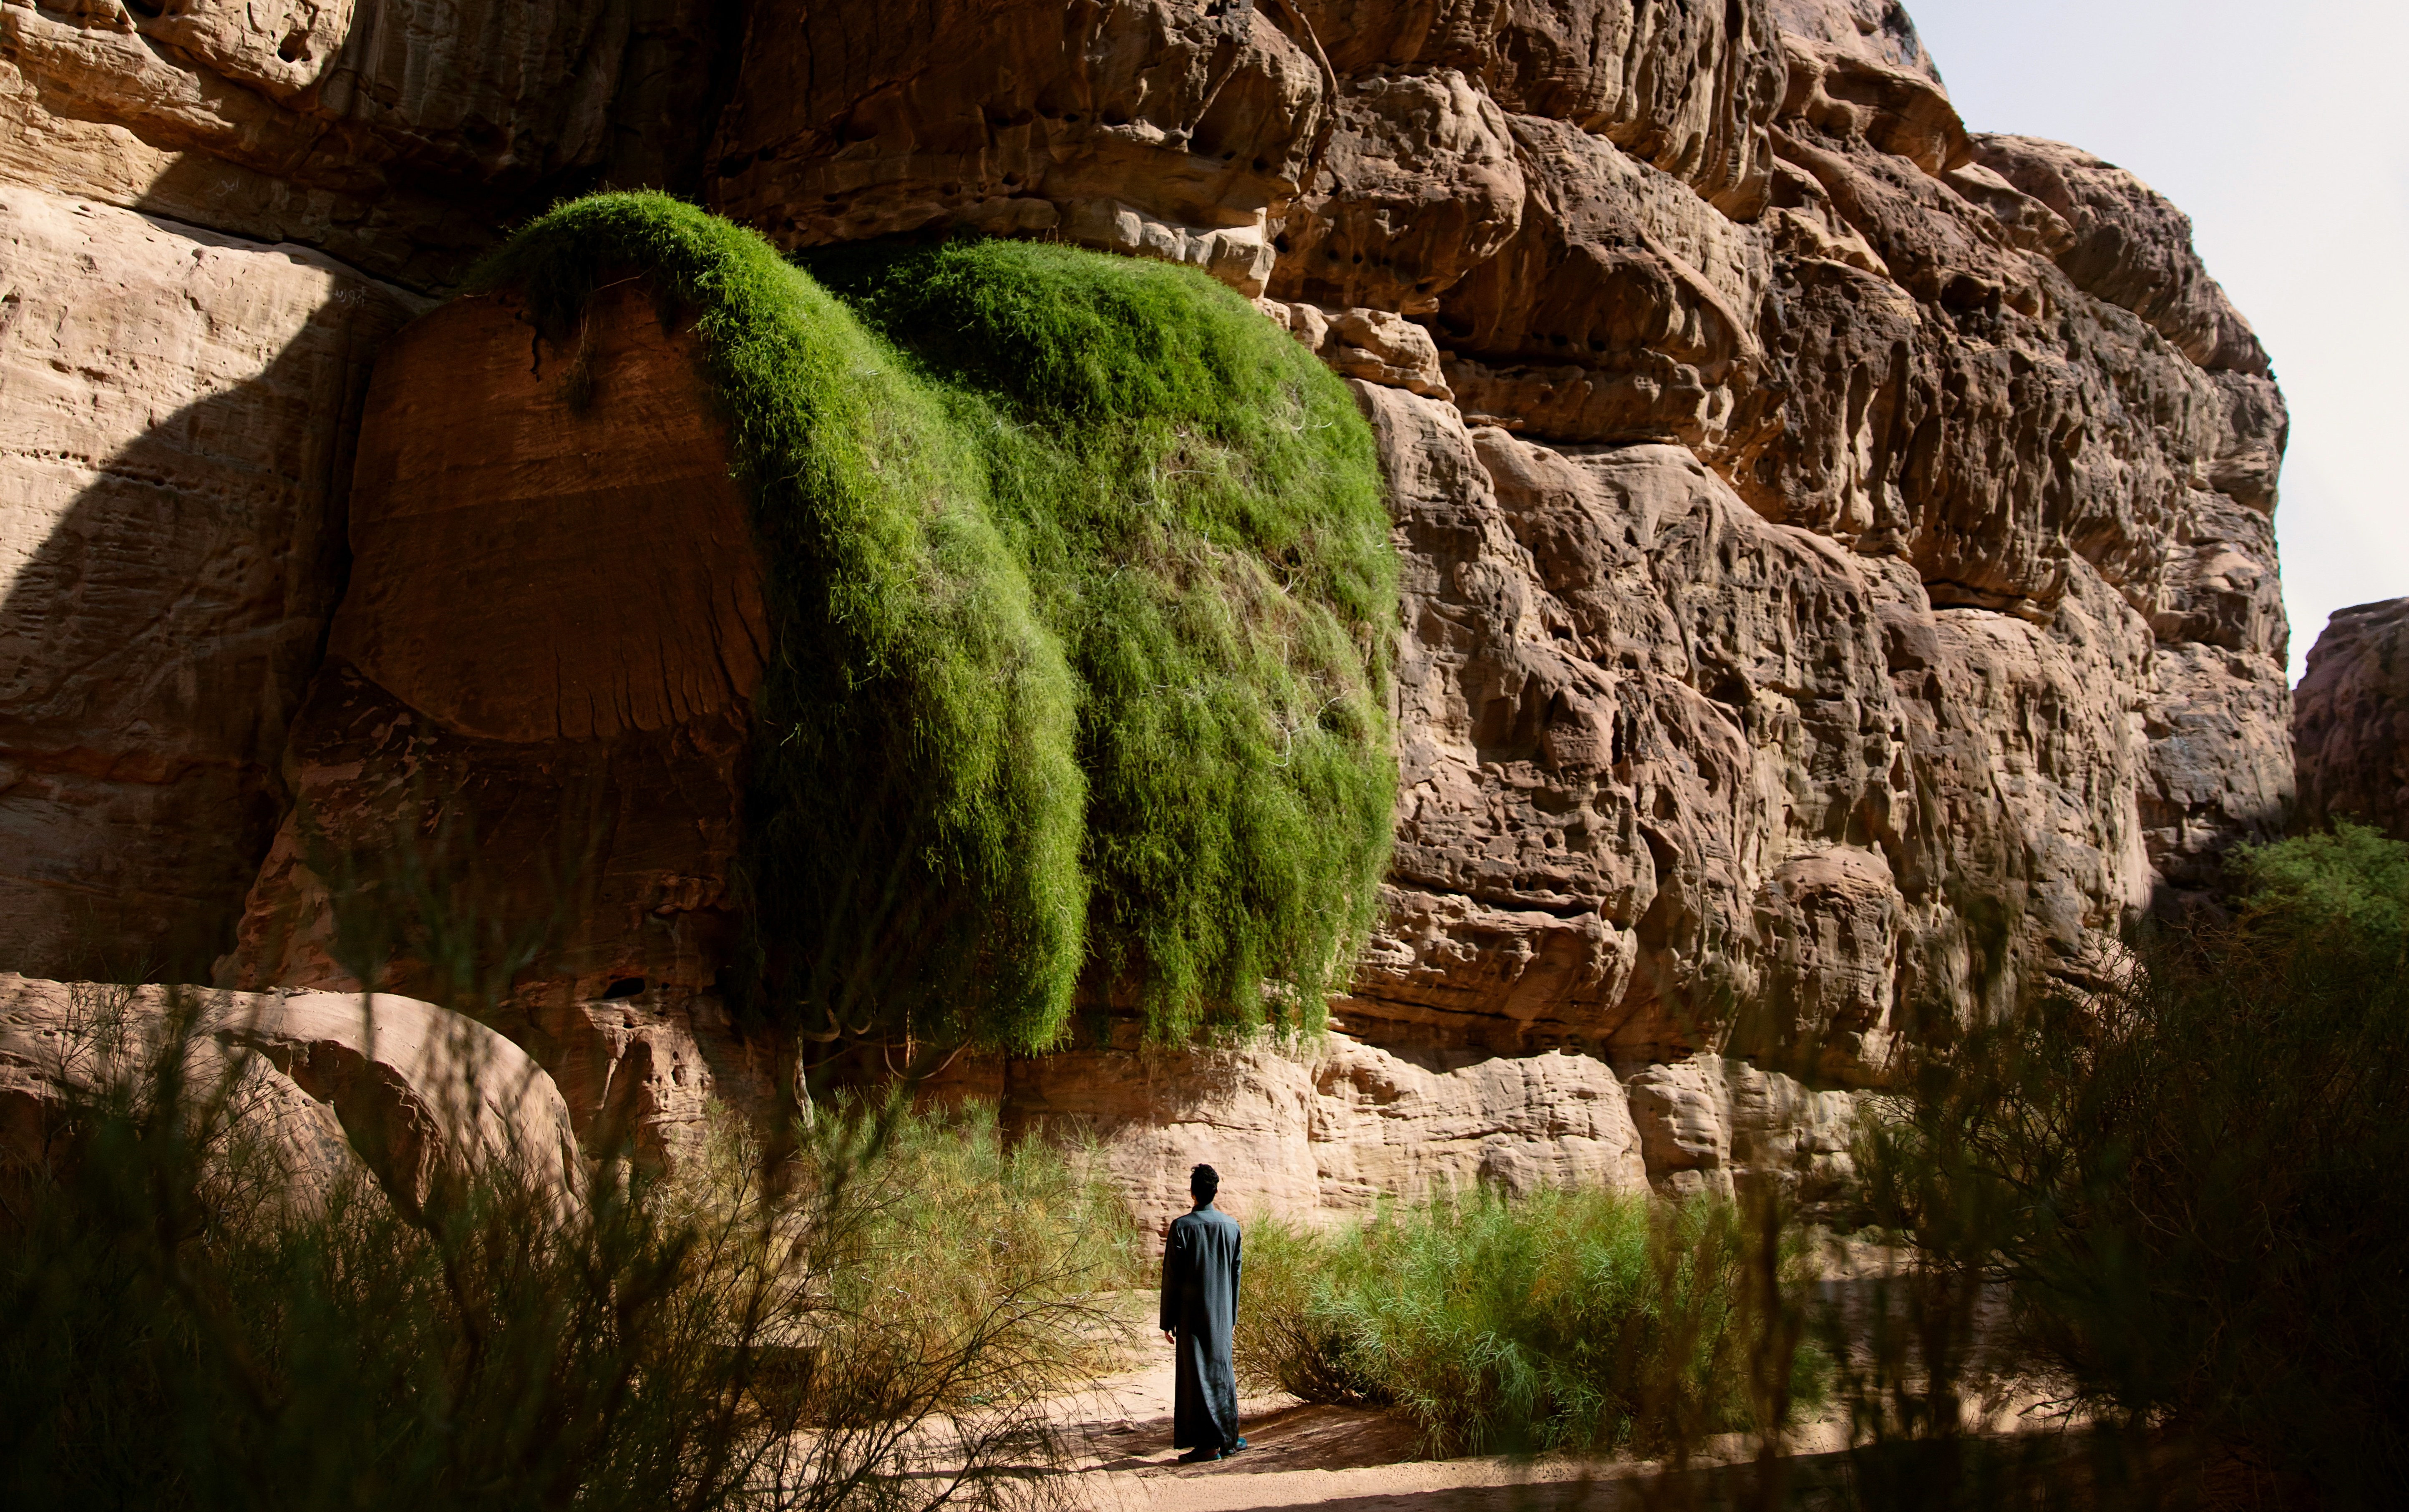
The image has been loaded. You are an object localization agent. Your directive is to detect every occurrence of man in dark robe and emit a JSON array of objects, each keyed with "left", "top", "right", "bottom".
[{"left": 1160, "top": 1162, "right": 1246, "bottom": 1463}]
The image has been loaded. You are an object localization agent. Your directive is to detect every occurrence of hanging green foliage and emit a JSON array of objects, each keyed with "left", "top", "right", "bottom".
[{"left": 468, "top": 194, "right": 1395, "bottom": 1049}]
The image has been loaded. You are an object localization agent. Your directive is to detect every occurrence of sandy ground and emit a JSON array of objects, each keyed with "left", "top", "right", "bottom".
[
  {"left": 1026, "top": 1258, "right": 2077, "bottom": 1512},
  {"left": 1044, "top": 1354, "right": 1874, "bottom": 1512}
]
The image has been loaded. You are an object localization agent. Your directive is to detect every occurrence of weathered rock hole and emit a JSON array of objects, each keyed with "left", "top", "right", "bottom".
[{"left": 604, "top": 977, "right": 647, "bottom": 999}]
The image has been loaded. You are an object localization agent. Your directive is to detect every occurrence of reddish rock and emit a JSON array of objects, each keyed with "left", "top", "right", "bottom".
[
  {"left": 2294, "top": 600, "right": 2409, "bottom": 841},
  {"left": 224, "top": 281, "right": 768, "bottom": 1015}
]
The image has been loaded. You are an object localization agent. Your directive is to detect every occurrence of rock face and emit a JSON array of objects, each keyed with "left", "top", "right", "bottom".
[
  {"left": 216, "top": 280, "right": 794, "bottom": 1170},
  {"left": 932, "top": 1029, "right": 1656, "bottom": 1235},
  {"left": 1, "top": 0, "right": 731, "bottom": 284},
  {"left": 0, "top": 186, "right": 420, "bottom": 981},
  {"left": 0, "top": 0, "right": 2296, "bottom": 1217},
  {"left": 0, "top": 974, "right": 582, "bottom": 1218},
  {"left": 223, "top": 282, "right": 768, "bottom": 1008},
  {"left": 2294, "top": 600, "right": 2409, "bottom": 840}
]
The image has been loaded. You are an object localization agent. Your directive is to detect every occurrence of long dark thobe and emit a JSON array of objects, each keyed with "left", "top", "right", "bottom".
[{"left": 1159, "top": 1203, "right": 1243, "bottom": 1451}]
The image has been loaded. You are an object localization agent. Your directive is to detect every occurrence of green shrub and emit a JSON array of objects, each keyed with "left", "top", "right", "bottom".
[
  {"left": 2230, "top": 817, "right": 2409, "bottom": 941},
  {"left": 1856, "top": 825, "right": 2409, "bottom": 1507},
  {"left": 0, "top": 991, "right": 1133, "bottom": 1512},
  {"left": 1236, "top": 1189, "right": 1824, "bottom": 1458},
  {"left": 466, "top": 196, "right": 1394, "bottom": 1049}
]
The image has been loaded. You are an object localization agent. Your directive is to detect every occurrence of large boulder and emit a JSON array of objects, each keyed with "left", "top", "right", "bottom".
[{"left": 222, "top": 281, "right": 768, "bottom": 1007}]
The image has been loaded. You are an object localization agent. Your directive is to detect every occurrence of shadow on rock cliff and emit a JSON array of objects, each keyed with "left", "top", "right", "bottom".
[{"left": 0, "top": 266, "right": 388, "bottom": 984}]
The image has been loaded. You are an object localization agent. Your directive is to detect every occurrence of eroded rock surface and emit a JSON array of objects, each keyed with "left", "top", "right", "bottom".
[
  {"left": 0, "top": 186, "right": 420, "bottom": 981},
  {"left": 0, "top": 0, "right": 731, "bottom": 285},
  {"left": 0, "top": 974, "right": 581, "bottom": 1218},
  {"left": 0, "top": 0, "right": 2298, "bottom": 1218},
  {"left": 931, "top": 1028, "right": 1658, "bottom": 1233}
]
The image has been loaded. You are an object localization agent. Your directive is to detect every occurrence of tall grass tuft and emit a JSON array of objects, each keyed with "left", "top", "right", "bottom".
[
  {"left": 1854, "top": 821, "right": 2409, "bottom": 1508},
  {"left": 1236, "top": 1188, "right": 1825, "bottom": 1459},
  {"left": 816, "top": 237, "right": 1397, "bottom": 1041},
  {"left": 0, "top": 984, "right": 1134, "bottom": 1512}
]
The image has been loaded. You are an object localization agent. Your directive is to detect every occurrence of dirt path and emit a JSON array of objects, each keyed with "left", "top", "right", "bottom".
[{"left": 1046, "top": 1359, "right": 1864, "bottom": 1512}]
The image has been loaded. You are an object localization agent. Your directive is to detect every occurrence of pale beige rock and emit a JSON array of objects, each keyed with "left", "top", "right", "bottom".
[
  {"left": 4, "top": 0, "right": 626, "bottom": 189},
  {"left": 0, "top": 974, "right": 581, "bottom": 1219},
  {"left": 1438, "top": 113, "right": 1771, "bottom": 450},
  {"left": 0, "top": 58, "right": 489, "bottom": 289},
  {"left": 530, "top": 988, "right": 789, "bottom": 1171},
  {"left": 0, "top": 976, "right": 360, "bottom": 1209},
  {"left": 1271, "top": 68, "right": 1525, "bottom": 314},
  {"left": 928, "top": 1028, "right": 1647, "bottom": 1235},
  {"left": 1767, "top": 0, "right": 1940, "bottom": 80},
  {"left": 1777, "top": 30, "right": 1966, "bottom": 179},
  {"left": 1309, "top": 1036, "right": 1650, "bottom": 1210},
  {"left": 0, "top": 185, "right": 419, "bottom": 980},
  {"left": 2145, "top": 642, "right": 2294, "bottom": 893},
  {"left": 1291, "top": 0, "right": 1788, "bottom": 217},
  {"left": 1625, "top": 1052, "right": 1858, "bottom": 1201},
  {"left": 1349, "top": 370, "right": 2190, "bottom": 1083},
  {"left": 1974, "top": 133, "right": 2269, "bottom": 377},
  {"left": 1353, "top": 382, "right": 1918, "bottom": 1071},
  {"left": 1261, "top": 299, "right": 1453, "bottom": 398},
  {"left": 0, "top": 3, "right": 729, "bottom": 285},
  {"left": 2293, "top": 599, "right": 2409, "bottom": 842},
  {"left": 1874, "top": 560, "right": 2158, "bottom": 999},
  {"left": 1743, "top": 847, "right": 1900, "bottom": 1085}
]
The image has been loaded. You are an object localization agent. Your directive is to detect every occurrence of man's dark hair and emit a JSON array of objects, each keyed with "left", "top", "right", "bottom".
[{"left": 1190, "top": 1163, "right": 1220, "bottom": 1202}]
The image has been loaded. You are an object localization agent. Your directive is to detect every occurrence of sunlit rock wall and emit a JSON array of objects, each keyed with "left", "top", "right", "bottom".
[{"left": 0, "top": 0, "right": 2292, "bottom": 1216}]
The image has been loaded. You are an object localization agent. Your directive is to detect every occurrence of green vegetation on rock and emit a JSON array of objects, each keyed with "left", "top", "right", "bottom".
[
  {"left": 468, "top": 195, "right": 1394, "bottom": 1049},
  {"left": 811, "top": 238, "right": 1396, "bottom": 1040}
]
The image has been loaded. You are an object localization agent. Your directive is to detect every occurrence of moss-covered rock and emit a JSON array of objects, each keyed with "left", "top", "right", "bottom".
[{"left": 469, "top": 194, "right": 1394, "bottom": 1050}]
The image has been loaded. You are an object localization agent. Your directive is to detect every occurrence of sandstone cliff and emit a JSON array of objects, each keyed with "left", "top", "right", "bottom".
[
  {"left": 2294, "top": 599, "right": 2409, "bottom": 841},
  {"left": 0, "top": 0, "right": 2293, "bottom": 1220}
]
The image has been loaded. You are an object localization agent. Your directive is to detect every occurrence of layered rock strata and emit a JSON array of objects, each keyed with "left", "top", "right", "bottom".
[{"left": 0, "top": 0, "right": 2295, "bottom": 1218}]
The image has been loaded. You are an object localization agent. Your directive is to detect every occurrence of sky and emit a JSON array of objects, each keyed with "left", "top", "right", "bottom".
[{"left": 1900, "top": 0, "right": 2409, "bottom": 682}]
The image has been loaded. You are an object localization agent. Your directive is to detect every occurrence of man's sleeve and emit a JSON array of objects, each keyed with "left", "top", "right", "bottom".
[
  {"left": 1159, "top": 1223, "right": 1184, "bottom": 1333},
  {"left": 1231, "top": 1229, "right": 1242, "bottom": 1320}
]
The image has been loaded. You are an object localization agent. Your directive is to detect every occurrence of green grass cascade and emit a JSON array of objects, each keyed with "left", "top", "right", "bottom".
[{"left": 468, "top": 194, "right": 1397, "bottom": 1051}]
